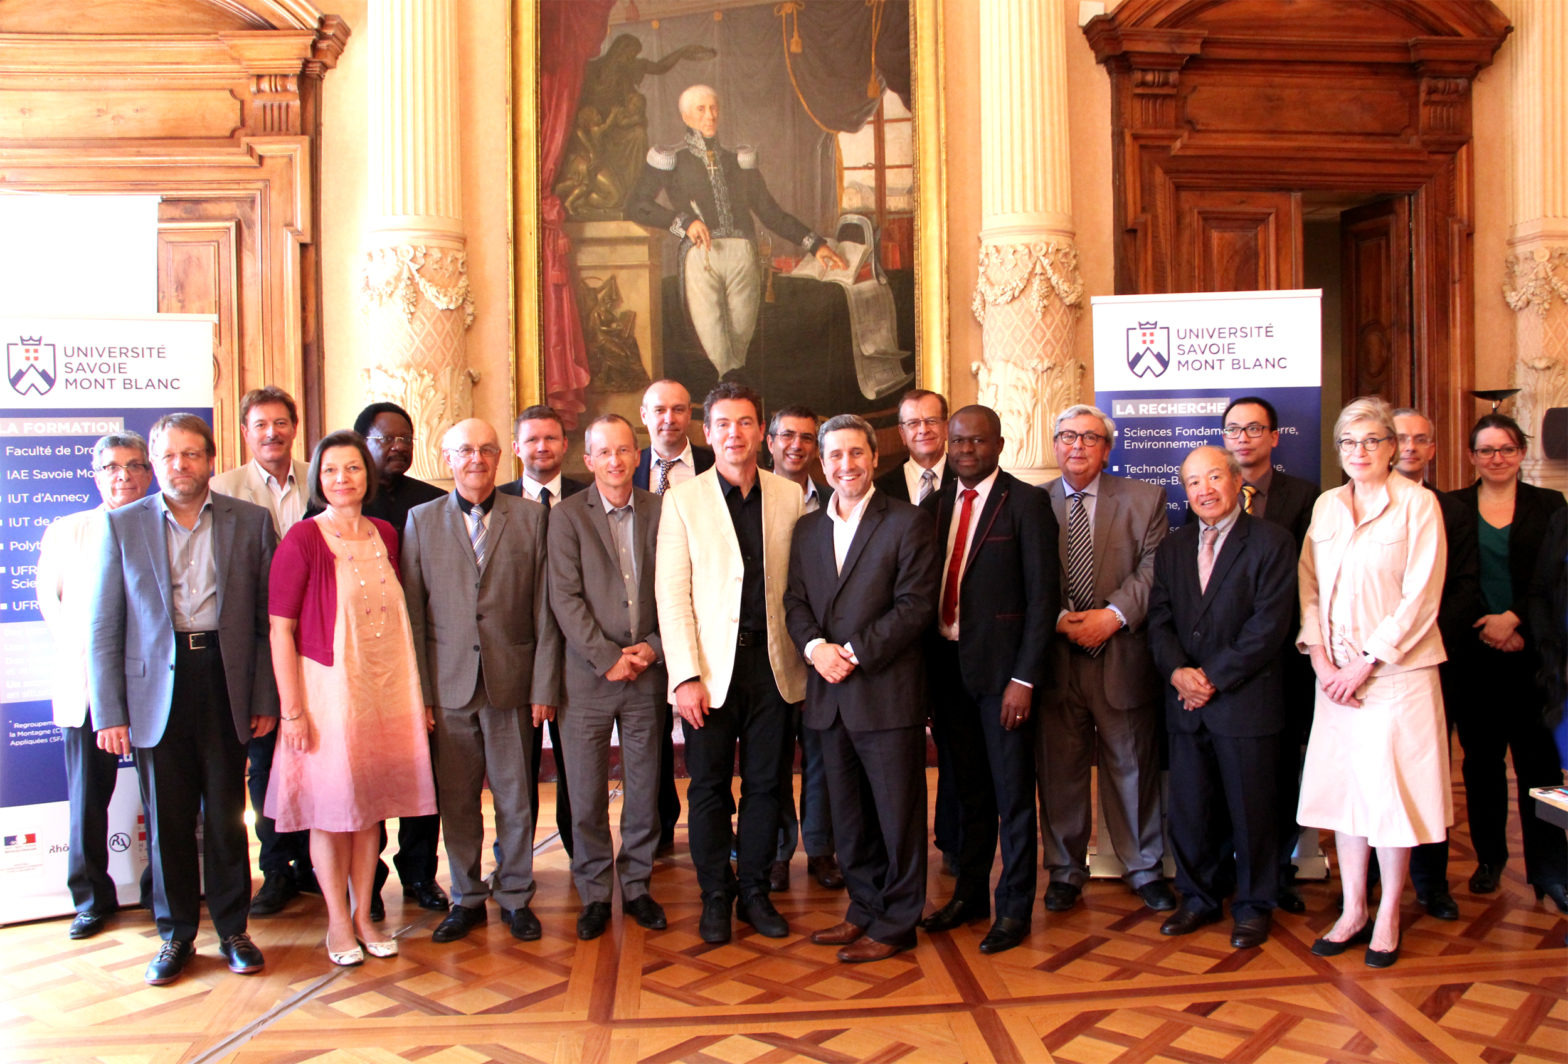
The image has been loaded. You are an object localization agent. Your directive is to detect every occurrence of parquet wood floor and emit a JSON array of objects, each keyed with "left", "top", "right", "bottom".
[{"left": 3, "top": 761, "right": 1564, "bottom": 1064}]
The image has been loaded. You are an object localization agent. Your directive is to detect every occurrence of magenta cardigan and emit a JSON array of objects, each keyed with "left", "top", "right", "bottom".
[{"left": 269, "top": 516, "right": 401, "bottom": 666}]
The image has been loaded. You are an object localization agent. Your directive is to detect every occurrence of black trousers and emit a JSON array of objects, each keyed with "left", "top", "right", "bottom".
[
  {"left": 246, "top": 728, "right": 311, "bottom": 877},
  {"left": 929, "top": 640, "right": 1038, "bottom": 922},
  {"left": 1168, "top": 725, "right": 1280, "bottom": 918},
  {"left": 62, "top": 722, "right": 134, "bottom": 914},
  {"left": 658, "top": 701, "right": 682, "bottom": 847},
  {"left": 680, "top": 644, "right": 791, "bottom": 899},
  {"left": 136, "top": 641, "right": 251, "bottom": 942},
  {"left": 373, "top": 733, "right": 441, "bottom": 893}
]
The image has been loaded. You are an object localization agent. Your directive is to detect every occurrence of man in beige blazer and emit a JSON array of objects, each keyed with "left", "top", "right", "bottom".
[
  {"left": 655, "top": 381, "right": 805, "bottom": 944},
  {"left": 209, "top": 385, "right": 314, "bottom": 917},
  {"left": 403, "top": 418, "right": 563, "bottom": 944}
]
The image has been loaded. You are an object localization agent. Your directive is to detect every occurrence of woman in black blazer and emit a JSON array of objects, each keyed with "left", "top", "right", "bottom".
[{"left": 1447, "top": 414, "right": 1568, "bottom": 912}]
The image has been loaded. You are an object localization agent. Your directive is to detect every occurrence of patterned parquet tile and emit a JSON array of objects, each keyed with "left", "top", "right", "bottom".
[{"left": 3, "top": 766, "right": 1565, "bottom": 1064}]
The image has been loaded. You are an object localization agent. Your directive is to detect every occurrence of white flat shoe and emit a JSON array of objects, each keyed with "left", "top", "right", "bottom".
[
  {"left": 362, "top": 938, "right": 398, "bottom": 958},
  {"left": 327, "top": 944, "right": 364, "bottom": 967}
]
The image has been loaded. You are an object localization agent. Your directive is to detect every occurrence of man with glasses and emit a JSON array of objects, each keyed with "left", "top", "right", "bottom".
[
  {"left": 1040, "top": 404, "right": 1174, "bottom": 914},
  {"left": 90, "top": 413, "right": 277, "bottom": 985},
  {"left": 1217, "top": 396, "right": 1319, "bottom": 913},
  {"left": 1391, "top": 408, "right": 1481, "bottom": 921},
  {"left": 401, "top": 419, "right": 562, "bottom": 944},
  {"left": 38, "top": 433, "right": 154, "bottom": 939}
]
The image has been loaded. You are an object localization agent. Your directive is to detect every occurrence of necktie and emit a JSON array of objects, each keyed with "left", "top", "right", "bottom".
[
  {"left": 1198, "top": 526, "right": 1218, "bottom": 592},
  {"left": 469, "top": 504, "right": 487, "bottom": 567},
  {"left": 940, "top": 489, "right": 978, "bottom": 629},
  {"left": 1240, "top": 483, "right": 1257, "bottom": 514},
  {"left": 656, "top": 457, "right": 673, "bottom": 494},
  {"left": 918, "top": 467, "right": 936, "bottom": 503},
  {"left": 538, "top": 487, "right": 552, "bottom": 508},
  {"left": 1066, "top": 490, "right": 1103, "bottom": 657}
]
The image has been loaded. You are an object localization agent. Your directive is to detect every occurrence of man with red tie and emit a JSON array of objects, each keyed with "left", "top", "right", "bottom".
[{"left": 917, "top": 406, "right": 1059, "bottom": 955}]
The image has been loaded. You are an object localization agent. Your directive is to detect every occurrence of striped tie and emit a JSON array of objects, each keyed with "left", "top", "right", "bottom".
[
  {"left": 469, "top": 504, "right": 487, "bottom": 567},
  {"left": 918, "top": 467, "right": 936, "bottom": 503},
  {"left": 1066, "top": 490, "right": 1102, "bottom": 657}
]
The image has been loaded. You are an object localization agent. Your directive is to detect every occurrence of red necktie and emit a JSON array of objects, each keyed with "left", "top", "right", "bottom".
[{"left": 940, "top": 489, "right": 978, "bottom": 628}]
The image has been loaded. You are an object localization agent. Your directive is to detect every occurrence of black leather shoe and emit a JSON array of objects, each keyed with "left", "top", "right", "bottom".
[
  {"left": 1310, "top": 922, "right": 1372, "bottom": 957},
  {"left": 249, "top": 871, "right": 298, "bottom": 916},
  {"left": 1043, "top": 882, "right": 1081, "bottom": 913},
  {"left": 403, "top": 880, "right": 450, "bottom": 911},
  {"left": 577, "top": 901, "right": 611, "bottom": 941},
  {"left": 68, "top": 910, "right": 111, "bottom": 940},
  {"left": 218, "top": 932, "right": 265, "bottom": 974},
  {"left": 1535, "top": 882, "right": 1568, "bottom": 914},
  {"left": 699, "top": 891, "right": 732, "bottom": 944},
  {"left": 920, "top": 896, "right": 989, "bottom": 932},
  {"left": 977, "top": 916, "right": 1029, "bottom": 954},
  {"left": 768, "top": 860, "right": 790, "bottom": 892},
  {"left": 1417, "top": 886, "right": 1460, "bottom": 921},
  {"left": 623, "top": 894, "right": 667, "bottom": 930},
  {"left": 1469, "top": 863, "right": 1504, "bottom": 894},
  {"left": 144, "top": 939, "right": 194, "bottom": 985},
  {"left": 808, "top": 855, "right": 845, "bottom": 890},
  {"left": 738, "top": 893, "right": 789, "bottom": 938},
  {"left": 1135, "top": 880, "right": 1178, "bottom": 912},
  {"left": 369, "top": 892, "right": 386, "bottom": 922},
  {"left": 1276, "top": 886, "right": 1307, "bottom": 914},
  {"left": 503, "top": 905, "right": 541, "bottom": 941},
  {"left": 1230, "top": 912, "right": 1271, "bottom": 949},
  {"left": 1364, "top": 935, "right": 1401, "bottom": 968},
  {"left": 431, "top": 904, "right": 488, "bottom": 943},
  {"left": 1160, "top": 905, "right": 1222, "bottom": 937}
]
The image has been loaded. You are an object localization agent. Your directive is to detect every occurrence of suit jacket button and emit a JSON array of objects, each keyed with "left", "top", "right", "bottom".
[{"left": 473, "top": 645, "right": 481, "bottom": 652}]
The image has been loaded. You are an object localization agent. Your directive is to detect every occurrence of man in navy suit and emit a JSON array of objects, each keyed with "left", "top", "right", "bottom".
[
  {"left": 90, "top": 413, "right": 277, "bottom": 985},
  {"left": 785, "top": 414, "right": 939, "bottom": 961},
  {"left": 919, "top": 405, "right": 1059, "bottom": 955},
  {"left": 1148, "top": 446, "right": 1298, "bottom": 949}
]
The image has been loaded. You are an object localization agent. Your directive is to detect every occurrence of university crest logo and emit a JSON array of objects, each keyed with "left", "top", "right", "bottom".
[
  {"left": 1127, "top": 321, "right": 1170, "bottom": 379},
  {"left": 8, "top": 336, "right": 57, "bottom": 396}
]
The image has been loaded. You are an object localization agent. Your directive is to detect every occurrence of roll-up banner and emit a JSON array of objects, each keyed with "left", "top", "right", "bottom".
[
  {"left": 1, "top": 314, "right": 214, "bottom": 923},
  {"left": 1091, "top": 289, "right": 1323, "bottom": 530}
]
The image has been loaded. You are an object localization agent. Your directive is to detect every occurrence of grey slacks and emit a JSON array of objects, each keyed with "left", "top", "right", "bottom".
[{"left": 558, "top": 697, "right": 661, "bottom": 905}]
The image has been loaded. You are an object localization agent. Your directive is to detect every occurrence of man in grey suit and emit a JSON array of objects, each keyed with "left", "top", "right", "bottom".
[
  {"left": 1040, "top": 404, "right": 1175, "bottom": 913},
  {"left": 90, "top": 413, "right": 276, "bottom": 985},
  {"left": 548, "top": 414, "right": 669, "bottom": 941},
  {"left": 402, "top": 418, "right": 563, "bottom": 944}
]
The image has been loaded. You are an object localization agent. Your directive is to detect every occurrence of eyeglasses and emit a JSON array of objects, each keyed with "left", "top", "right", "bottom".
[
  {"left": 1337, "top": 436, "right": 1392, "bottom": 454},
  {"left": 1396, "top": 434, "right": 1432, "bottom": 446},
  {"left": 899, "top": 417, "right": 944, "bottom": 431},
  {"left": 1473, "top": 445, "right": 1522, "bottom": 459},
  {"left": 98, "top": 461, "right": 151, "bottom": 476},
  {"left": 769, "top": 431, "right": 815, "bottom": 445},
  {"left": 1222, "top": 423, "right": 1269, "bottom": 439},
  {"left": 446, "top": 445, "right": 501, "bottom": 460},
  {"left": 1055, "top": 430, "right": 1109, "bottom": 447},
  {"left": 367, "top": 434, "right": 414, "bottom": 446}
]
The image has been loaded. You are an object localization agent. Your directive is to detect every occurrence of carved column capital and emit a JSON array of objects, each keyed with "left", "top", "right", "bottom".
[{"left": 1504, "top": 245, "right": 1568, "bottom": 317}]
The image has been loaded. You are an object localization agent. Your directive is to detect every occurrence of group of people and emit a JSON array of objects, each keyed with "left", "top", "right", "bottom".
[{"left": 38, "top": 377, "right": 1568, "bottom": 985}]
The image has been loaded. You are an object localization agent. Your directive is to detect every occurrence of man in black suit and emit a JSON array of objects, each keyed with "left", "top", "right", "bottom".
[
  {"left": 919, "top": 406, "right": 1059, "bottom": 955},
  {"left": 1148, "top": 446, "right": 1299, "bottom": 949},
  {"left": 634, "top": 378, "right": 714, "bottom": 850},
  {"left": 498, "top": 403, "right": 583, "bottom": 859},
  {"left": 785, "top": 414, "right": 939, "bottom": 962},
  {"left": 1392, "top": 407, "right": 1480, "bottom": 920},
  {"left": 1220, "top": 396, "right": 1319, "bottom": 913}
]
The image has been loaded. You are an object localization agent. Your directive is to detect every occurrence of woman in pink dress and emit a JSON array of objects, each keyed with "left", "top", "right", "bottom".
[
  {"left": 1297, "top": 396, "right": 1449, "bottom": 969},
  {"left": 266, "top": 430, "right": 437, "bottom": 966}
]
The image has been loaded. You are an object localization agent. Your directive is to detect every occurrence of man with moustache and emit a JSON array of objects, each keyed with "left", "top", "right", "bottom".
[
  {"left": 38, "top": 432, "right": 154, "bottom": 939},
  {"left": 1148, "top": 446, "right": 1298, "bottom": 949},
  {"left": 785, "top": 414, "right": 939, "bottom": 961},
  {"left": 1041, "top": 404, "right": 1174, "bottom": 913},
  {"left": 210, "top": 386, "right": 315, "bottom": 917},
  {"left": 1391, "top": 407, "right": 1480, "bottom": 921},
  {"left": 634, "top": 377, "right": 713, "bottom": 851},
  {"left": 90, "top": 413, "right": 276, "bottom": 984},
  {"left": 655, "top": 381, "right": 805, "bottom": 943},
  {"left": 548, "top": 414, "right": 669, "bottom": 940},
  {"left": 919, "top": 406, "right": 1058, "bottom": 955},
  {"left": 402, "top": 419, "right": 562, "bottom": 943},
  {"left": 765, "top": 404, "right": 841, "bottom": 892}
]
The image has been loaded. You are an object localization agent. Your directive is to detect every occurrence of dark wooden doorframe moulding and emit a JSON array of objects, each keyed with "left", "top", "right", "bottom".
[{"left": 1084, "top": 0, "right": 1510, "bottom": 481}]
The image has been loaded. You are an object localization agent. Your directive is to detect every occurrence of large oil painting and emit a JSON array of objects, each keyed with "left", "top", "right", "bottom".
[{"left": 522, "top": 0, "right": 943, "bottom": 437}]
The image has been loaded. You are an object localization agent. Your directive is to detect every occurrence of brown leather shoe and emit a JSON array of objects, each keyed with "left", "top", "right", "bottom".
[
  {"left": 768, "top": 860, "right": 790, "bottom": 892},
  {"left": 810, "top": 920, "right": 866, "bottom": 946},
  {"left": 837, "top": 938, "right": 906, "bottom": 963},
  {"left": 807, "top": 854, "right": 846, "bottom": 890}
]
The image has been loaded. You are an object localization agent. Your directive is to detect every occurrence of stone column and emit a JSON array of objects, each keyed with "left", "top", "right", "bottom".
[
  {"left": 970, "top": 0, "right": 1084, "bottom": 482},
  {"left": 358, "top": 0, "right": 476, "bottom": 481},
  {"left": 1503, "top": 0, "right": 1568, "bottom": 493}
]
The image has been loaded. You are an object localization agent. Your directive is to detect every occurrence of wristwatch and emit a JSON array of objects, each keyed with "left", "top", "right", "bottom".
[{"left": 1360, "top": 650, "right": 1377, "bottom": 666}]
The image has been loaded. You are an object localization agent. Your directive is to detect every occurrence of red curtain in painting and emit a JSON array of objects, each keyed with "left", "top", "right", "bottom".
[{"left": 539, "top": 0, "right": 613, "bottom": 428}]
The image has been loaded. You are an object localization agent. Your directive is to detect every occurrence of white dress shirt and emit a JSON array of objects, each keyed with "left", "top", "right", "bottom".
[
  {"left": 256, "top": 459, "right": 305, "bottom": 532},
  {"left": 903, "top": 454, "right": 947, "bottom": 502},
  {"left": 521, "top": 472, "right": 564, "bottom": 506},
  {"left": 938, "top": 467, "right": 999, "bottom": 641},
  {"left": 650, "top": 442, "right": 699, "bottom": 491},
  {"left": 802, "top": 486, "right": 876, "bottom": 665}
]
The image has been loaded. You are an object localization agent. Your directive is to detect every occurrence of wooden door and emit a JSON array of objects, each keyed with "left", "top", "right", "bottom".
[
  {"left": 1172, "top": 189, "right": 1301, "bottom": 293},
  {"left": 158, "top": 218, "right": 244, "bottom": 470},
  {"left": 1341, "top": 197, "right": 1413, "bottom": 407}
]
